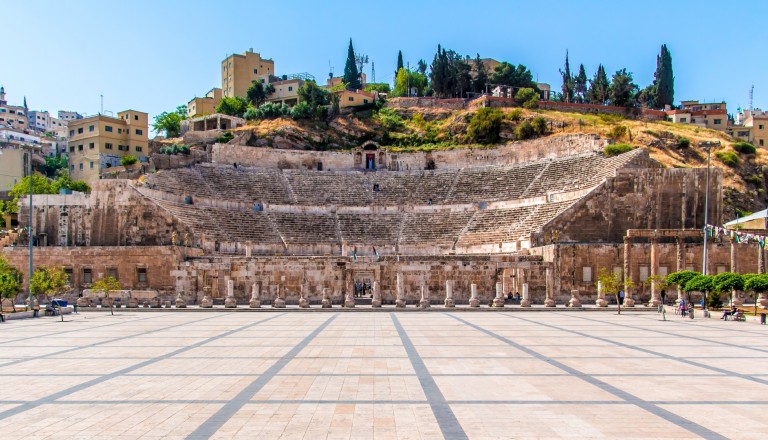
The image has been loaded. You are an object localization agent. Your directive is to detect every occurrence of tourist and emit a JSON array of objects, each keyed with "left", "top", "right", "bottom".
[
  {"left": 507, "top": 291, "right": 512, "bottom": 303},
  {"left": 515, "top": 291, "right": 520, "bottom": 304},
  {"left": 661, "top": 289, "right": 667, "bottom": 305},
  {"left": 721, "top": 305, "right": 737, "bottom": 320},
  {"left": 618, "top": 290, "right": 625, "bottom": 305},
  {"left": 680, "top": 299, "right": 686, "bottom": 317}
]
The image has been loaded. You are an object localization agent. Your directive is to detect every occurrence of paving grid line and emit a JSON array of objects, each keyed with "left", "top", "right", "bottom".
[
  {"left": 185, "top": 314, "right": 338, "bottom": 439},
  {"left": 0, "top": 313, "right": 287, "bottom": 420},
  {"left": 390, "top": 314, "right": 469, "bottom": 440},
  {"left": 634, "top": 310, "right": 768, "bottom": 337},
  {"left": 506, "top": 313, "right": 768, "bottom": 386},
  {"left": 448, "top": 313, "right": 728, "bottom": 440},
  {"left": 0, "top": 313, "right": 230, "bottom": 369},
  {"left": 562, "top": 312, "right": 768, "bottom": 354}
]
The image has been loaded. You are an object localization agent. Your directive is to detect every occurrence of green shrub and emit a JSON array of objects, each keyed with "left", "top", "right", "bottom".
[
  {"left": 603, "top": 143, "right": 633, "bottom": 157},
  {"left": 507, "top": 109, "right": 523, "bottom": 121},
  {"left": 216, "top": 132, "right": 234, "bottom": 143},
  {"left": 375, "top": 108, "right": 404, "bottom": 130},
  {"left": 716, "top": 150, "right": 739, "bottom": 167},
  {"left": 120, "top": 155, "right": 138, "bottom": 166},
  {"left": 643, "top": 130, "right": 661, "bottom": 138},
  {"left": 290, "top": 102, "right": 313, "bottom": 120},
  {"left": 677, "top": 137, "right": 690, "bottom": 149},
  {"left": 515, "top": 121, "right": 535, "bottom": 140},
  {"left": 706, "top": 289, "right": 723, "bottom": 309},
  {"left": 515, "top": 88, "right": 539, "bottom": 109},
  {"left": 746, "top": 174, "right": 763, "bottom": 185},
  {"left": 606, "top": 125, "right": 628, "bottom": 140},
  {"left": 531, "top": 117, "right": 548, "bottom": 136},
  {"left": 597, "top": 113, "right": 624, "bottom": 124},
  {"left": 467, "top": 108, "right": 504, "bottom": 144},
  {"left": 733, "top": 141, "right": 756, "bottom": 154}
]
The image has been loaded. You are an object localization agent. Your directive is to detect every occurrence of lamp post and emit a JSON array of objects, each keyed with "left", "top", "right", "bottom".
[
  {"left": 22, "top": 144, "right": 42, "bottom": 311},
  {"left": 700, "top": 141, "right": 720, "bottom": 318}
]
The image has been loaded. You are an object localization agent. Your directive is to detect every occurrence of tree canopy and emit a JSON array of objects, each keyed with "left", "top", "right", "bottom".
[
  {"left": 559, "top": 51, "right": 574, "bottom": 103},
  {"left": 343, "top": 39, "right": 361, "bottom": 90},
  {"left": 246, "top": 79, "right": 268, "bottom": 107},
  {"left": 29, "top": 265, "right": 70, "bottom": 299},
  {"left": 573, "top": 64, "right": 588, "bottom": 104},
  {"left": 666, "top": 270, "right": 699, "bottom": 288},
  {"left": 682, "top": 274, "right": 713, "bottom": 293},
  {"left": 744, "top": 274, "right": 768, "bottom": 293},
  {"left": 490, "top": 62, "right": 538, "bottom": 90},
  {"left": 152, "top": 105, "right": 187, "bottom": 138},
  {"left": 653, "top": 44, "right": 674, "bottom": 108},
  {"left": 215, "top": 96, "right": 248, "bottom": 117},
  {"left": 7, "top": 172, "right": 90, "bottom": 212},
  {"left": 712, "top": 272, "right": 744, "bottom": 293},
  {"left": 429, "top": 45, "right": 472, "bottom": 98},
  {"left": 472, "top": 54, "right": 488, "bottom": 94},
  {"left": 588, "top": 64, "right": 610, "bottom": 105},
  {"left": 396, "top": 50, "right": 404, "bottom": 78},
  {"left": 0, "top": 256, "right": 23, "bottom": 311},
  {"left": 393, "top": 68, "right": 428, "bottom": 97},
  {"left": 91, "top": 276, "right": 121, "bottom": 295},
  {"left": 609, "top": 68, "right": 638, "bottom": 107}
]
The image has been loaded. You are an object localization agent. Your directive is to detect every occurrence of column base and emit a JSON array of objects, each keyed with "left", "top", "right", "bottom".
[
  {"left": 321, "top": 299, "right": 332, "bottom": 308},
  {"left": 344, "top": 299, "right": 356, "bottom": 308},
  {"left": 648, "top": 299, "right": 661, "bottom": 307},
  {"left": 568, "top": 299, "right": 582, "bottom": 308},
  {"left": 372, "top": 300, "right": 382, "bottom": 308},
  {"left": 299, "top": 298, "right": 309, "bottom": 308},
  {"left": 396, "top": 299, "right": 406, "bottom": 308},
  {"left": 175, "top": 298, "right": 187, "bottom": 308},
  {"left": 273, "top": 298, "right": 286, "bottom": 308},
  {"left": 444, "top": 298, "right": 455, "bottom": 308},
  {"left": 493, "top": 298, "right": 505, "bottom": 308},
  {"left": 623, "top": 298, "right": 635, "bottom": 307},
  {"left": 249, "top": 299, "right": 261, "bottom": 308},
  {"left": 201, "top": 296, "right": 213, "bottom": 308},
  {"left": 595, "top": 299, "right": 607, "bottom": 307},
  {"left": 469, "top": 298, "right": 480, "bottom": 307},
  {"left": 420, "top": 300, "right": 431, "bottom": 308},
  {"left": 544, "top": 299, "right": 555, "bottom": 307},
  {"left": 224, "top": 297, "right": 237, "bottom": 308},
  {"left": 520, "top": 299, "right": 531, "bottom": 307}
]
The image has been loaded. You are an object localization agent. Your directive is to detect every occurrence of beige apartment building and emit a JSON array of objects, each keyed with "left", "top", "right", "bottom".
[
  {"left": 335, "top": 89, "right": 376, "bottom": 108},
  {"left": 665, "top": 100, "right": 728, "bottom": 132},
  {"left": 0, "top": 86, "right": 28, "bottom": 130},
  {"left": 0, "top": 147, "right": 28, "bottom": 192},
  {"left": 728, "top": 109, "right": 768, "bottom": 148},
  {"left": 67, "top": 110, "right": 148, "bottom": 183},
  {"left": 267, "top": 79, "right": 303, "bottom": 106},
  {"left": 222, "top": 49, "right": 274, "bottom": 98},
  {"left": 187, "top": 88, "right": 222, "bottom": 118}
]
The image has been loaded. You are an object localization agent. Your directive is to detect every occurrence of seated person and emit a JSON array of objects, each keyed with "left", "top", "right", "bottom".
[{"left": 721, "top": 305, "right": 737, "bottom": 320}]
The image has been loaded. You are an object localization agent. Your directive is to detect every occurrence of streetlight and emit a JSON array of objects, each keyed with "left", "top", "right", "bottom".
[
  {"left": 700, "top": 141, "right": 720, "bottom": 318},
  {"left": 21, "top": 144, "right": 42, "bottom": 311}
]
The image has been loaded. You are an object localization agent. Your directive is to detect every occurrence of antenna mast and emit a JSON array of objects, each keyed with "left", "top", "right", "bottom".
[{"left": 749, "top": 85, "right": 754, "bottom": 111}]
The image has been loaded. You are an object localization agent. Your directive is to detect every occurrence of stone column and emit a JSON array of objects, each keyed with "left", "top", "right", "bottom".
[
  {"left": 273, "top": 285, "right": 286, "bottom": 308},
  {"left": 395, "top": 273, "right": 406, "bottom": 308},
  {"left": 245, "top": 241, "right": 253, "bottom": 258},
  {"left": 249, "top": 283, "right": 260, "bottom": 308},
  {"left": 225, "top": 279, "right": 237, "bottom": 308},
  {"left": 372, "top": 281, "right": 381, "bottom": 307},
  {"left": 544, "top": 267, "right": 555, "bottom": 307},
  {"left": 623, "top": 237, "right": 635, "bottom": 307},
  {"left": 299, "top": 284, "right": 309, "bottom": 308},
  {"left": 730, "top": 240, "right": 737, "bottom": 273},
  {"left": 493, "top": 282, "right": 505, "bottom": 308},
  {"left": 648, "top": 238, "right": 660, "bottom": 307},
  {"left": 595, "top": 281, "right": 607, "bottom": 307},
  {"left": 444, "top": 280, "right": 455, "bottom": 308},
  {"left": 759, "top": 246, "right": 765, "bottom": 274},
  {"left": 201, "top": 286, "right": 213, "bottom": 308},
  {"left": 469, "top": 283, "right": 479, "bottom": 307},
  {"left": 344, "top": 288, "right": 356, "bottom": 308},
  {"left": 175, "top": 291, "right": 187, "bottom": 308},
  {"left": 568, "top": 289, "right": 582, "bottom": 308},
  {"left": 520, "top": 283, "right": 531, "bottom": 307},
  {"left": 419, "top": 284, "right": 430, "bottom": 308},
  {"left": 676, "top": 236, "right": 685, "bottom": 304}
]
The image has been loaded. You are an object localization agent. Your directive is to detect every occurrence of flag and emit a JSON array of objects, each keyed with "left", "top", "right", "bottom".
[
  {"left": 353, "top": 246, "right": 357, "bottom": 261},
  {"left": 373, "top": 246, "right": 380, "bottom": 260}
]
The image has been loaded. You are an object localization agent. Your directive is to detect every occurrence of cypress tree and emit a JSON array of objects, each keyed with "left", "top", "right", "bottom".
[
  {"left": 396, "top": 50, "right": 404, "bottom": 76},
  {"left": 343, "top": 38, "right": 361, "bottom": 90},
  {"left": 574, "top": 64, "right": 588, "bottom": 103},
  {"left": 559, "top": 50, "right": 574, "bottom": 103},
  {"left": 653, "top": 44, "right": 674, "bottom": 108},
  {"left": 588, "top": 64, "right": 610, "bottom": 105}
]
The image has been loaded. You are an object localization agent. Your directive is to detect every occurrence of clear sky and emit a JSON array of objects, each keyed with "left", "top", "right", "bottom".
[{"left": 1, "top": 0, "right": 766, "bottom": 128}]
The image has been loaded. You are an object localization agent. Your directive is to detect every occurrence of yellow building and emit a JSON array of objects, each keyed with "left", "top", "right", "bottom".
[
  {"left": 728, "top": 109, "right": 768, "bottom": 148},
  {"left": 335, "top": 89, "right": 376, "bottom": 108},
  {"left": 67, "top": 110, "right": 148, "bottom": 183},
  {"left": 326, "top": 73, "right": 367, "bottom": 89},
  {"left": 0, "top": 147, "right": 28, "bottom": 192},
  {"left": 267, "top": 79, "right": 303, "bottom": 106},
  {"left": 0, "top": 86, "right": 28, "bottom": 130},
  {"left": 221, "top": 49, "right": 274, "bottom": 99},
  {"left": 187, "top": 88, "right": 222, "bottom": 118}
]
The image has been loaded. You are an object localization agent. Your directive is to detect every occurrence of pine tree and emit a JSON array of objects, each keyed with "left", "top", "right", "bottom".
[
  {"left": 588, "top": 64, "right": 610, "bottom": 105},
  {"left": 396, "top": 50, "right": 404, "bottom": 77},
  {"left": 609, "top": 68, "right": 638, "bottom": 107},
  {"left": 429, "top": 45, "right": 445, "bottom": 97},
  {"left": 574, "top": 64, "right": 588, "bottom": 103},
  {"left": 653, "top": 44, "right": 674, "bottom": 108},
  {"left": 472, "top": 54, "right": 488, "bottom": 94},
  {"left": 343, "top": 38, "right": 361, "bottom": 90},
  {"left": 559, "top": 51, "right": 574, "bottom": 103}
]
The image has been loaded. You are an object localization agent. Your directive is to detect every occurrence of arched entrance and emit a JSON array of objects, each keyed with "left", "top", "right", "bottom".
[{"left": 361, "top": 141, "right": 379, "bottom": 170}]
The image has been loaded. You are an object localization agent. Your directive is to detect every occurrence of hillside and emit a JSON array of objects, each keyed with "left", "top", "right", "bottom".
[{"left": 212, "top": 105, "right": 763, "bottom": 222}]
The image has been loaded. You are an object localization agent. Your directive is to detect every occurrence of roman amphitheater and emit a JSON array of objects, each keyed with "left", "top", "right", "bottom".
[{"left": 6, "top": 131, "right": 758, "bottom": 309}]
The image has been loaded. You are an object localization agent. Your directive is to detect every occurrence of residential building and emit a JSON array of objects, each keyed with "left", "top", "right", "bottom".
[
  {"left": 0, "top": 86, "right": 28, "bottom": 130},
  {"left": 724, "top": 208, "right": 768, "bottom": 230},
  {"left": 187, "top": 88, "right": 222, "bottom": 118},
  {"left": 0, "top": 128, "right": 39, "bottom": 191},
  {"left": 326, "top": 73, "right": 367, "bottom": 89},
  {"left": 335, "top": 89, "right": 376, "bottom": 108},
  {"left": 266, "top": 79, "right": 303, "bottom": 106},
  {"left": 58, "top": 110, "right": 83, "bottom": 121},
  {"left": 727, "top": 108, "right": 768, "bottom": 148},
  {"left": 28, "top": 110, "right": 67, "bottom": 136},
  {"left": 66, "top": 110, "right": 148, "bottom": 183},
  {"left": 221, "top": 49, "right": 274, "bottom": 98},
  {"left": 665, "top": 100, "right": 728, "bottom": 131}
]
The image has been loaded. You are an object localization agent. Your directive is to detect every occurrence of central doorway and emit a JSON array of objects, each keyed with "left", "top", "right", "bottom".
[{"left": 365, "top": 153, "right": 375, "bottom": 170}]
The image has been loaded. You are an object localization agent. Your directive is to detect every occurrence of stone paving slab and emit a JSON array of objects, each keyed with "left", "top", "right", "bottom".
[{"left": 0, "top": 310, "right": 766, "bottom": 439}]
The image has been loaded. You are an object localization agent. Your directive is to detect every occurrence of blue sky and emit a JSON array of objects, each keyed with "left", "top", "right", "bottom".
[{"left": 1, "top": 0, "right": 766, "bottom": 127}]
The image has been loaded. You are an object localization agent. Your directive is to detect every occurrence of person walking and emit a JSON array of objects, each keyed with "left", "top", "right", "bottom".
[
  {"left": 618, "top": 290, "right": 625, "bottom": 305},
  {"left": 680, "top": 299, "right": 686, "bottom": 317},
  {"left": 661, "top": 289, "right": 667, "bottom": 305}
]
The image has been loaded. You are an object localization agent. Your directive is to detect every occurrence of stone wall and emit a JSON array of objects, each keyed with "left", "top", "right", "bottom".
[
  {"left": 386, "top": 97, "right": 468, "bottom": 110},
  {"left": 213, "top": 134, "right": 608, "bottom": 171}
]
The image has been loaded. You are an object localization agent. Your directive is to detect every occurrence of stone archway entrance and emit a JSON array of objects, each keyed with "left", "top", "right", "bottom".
[{"left": 361, "top": 141, "right": 379, "bottom": 170}]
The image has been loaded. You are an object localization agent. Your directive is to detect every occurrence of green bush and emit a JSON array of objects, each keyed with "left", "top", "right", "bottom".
[
  {"left": 120, "top": 155, "right": 138, "bottom": 166},
  {"left": 597, "top": 113, "right": 625, "bottom": 124},
  {"left": 746, "top": 174, "right": 763, "bottom": 185},
  {"left": 375, "top": 108, "right": 404, "bottom": 130},
  {"left": 467, "top": 108, "right": 504, "bottom": 144},
  {"left": 507, "top": 109, "right": 523, "bottom": 121},
  {"left": 716, "top": 150, "right": 739, "bottom": 167},
  {"left": 290, "top": 102, "right": 313, "bottom": 120},
  {"left": 603, "top": 143, "right": 633, "bottom": 157},
  {"left": 531, "top": 117, "right": 548, "bottom": 135},
  {"left": 515, "top": 88, "right": 538, "bottom": 109},
  {"left": 216, "top": 132, "right": 234, "bottom": 144},
  {"left": 706, "top": 289, "right": 723, "bottom": 309},
  {"left": 606, "top": 125, "right": 628, "bottom": 140},
  {"left": 677, "top": 137, "right": 690, "bottom": 149},
  {"left": 515, "top": 121, "right": 535, "bottom": 140},
  {"left": 733, "top": 141, "right": 756, "bottom": 154}
]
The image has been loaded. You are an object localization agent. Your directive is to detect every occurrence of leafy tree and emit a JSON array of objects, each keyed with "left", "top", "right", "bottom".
[
  {"left": 299, "top": 80, "right": 331, "bottom": 108},
  {"left": 393, "top": 68, "right": 428, "bottom": 97},
  {"left": 666, "top": 270, "right": 699, "bottom": 291},
  {"left": 491, "top": 62, "right": 538, "bottom": 90},
  {"left": 215, "top": 96, "right": 248, "bottom": 117},
  {"left": 515, "top": 88, "right": 539, "bottom": 109},
  {"left": 246, "top": 79, "right": 268, "bottom": 107},
  {"left": 712, "top": 272, "right": 743, "bottom": 307},
  {"left": 54, "top": 171, "right": 91, "bottom": 193},
  {"left": 343, "top": 38, "right": 361, "bottom": 90},
  {"left": 472, "top": 54, "right": 488, "bottom": 94},
  {"left": 152, "top": 105, "right": 187, "bottom": 138},
  {"left": 609, "top": 68, "right": 638, "bottom": 107},
  {"left": 682, "top": 274, "right": 712, "bottom": 306},
  {"left": 559, "top": 51, "right": 574, "bottom": 103},
  {"left": 42, "top": 154, "right": 67, "bottom": 178},
  {"left": 652, "top": 44, "right": 674, "bottom": 109},
  {"left": 467, "top": 108, "right": 503, "bottom": 144},
  {"left": 515, "top": 121, "right": 535, "bottom": 140},
  {"left": 531, "top": 116, "right": 548, "bottom": 135},
  {"left": 429, "top": 45, "right": 472, "bottom": 98},
  {"left": 573, "top": 64, "right": 588, "bottom": 103},
  {"left": 595, "top": 267, "right": 629, "bottom": 312},
  {"left": 416, "top": 59, "right": 428, "bottom": 76},
  {"left": 0, "top": 256, "right": 23, "bottom": 312},
  {"left": 30, "top": 265, "right": 70, "bottom": 302},
  {"left": 91, "top": 276, "right": 121, "bottom": 296},
  {"left": 364, "top": 83, "right": 391, "bottom": 93},
  {"left": 290, "top": 102, "right": 313, "bottom": 120},
  {"left": 587, "top": 64, "right": 610, "bottom": 105},
  {"left": 396, "top": 50, "right": 404, "bottom": 78},
  {"left": 121, "top": 155, "right": 138, "bottom": 166}
]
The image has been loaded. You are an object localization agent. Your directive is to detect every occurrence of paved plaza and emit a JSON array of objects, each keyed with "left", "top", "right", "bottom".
[{"left": 0, "top": 310, "right": 767, "bottom": 439}]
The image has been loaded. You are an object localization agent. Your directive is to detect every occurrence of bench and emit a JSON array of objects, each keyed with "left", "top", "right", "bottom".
[{"left": 731, "top": 309, "right": 746, "bottom": 322}]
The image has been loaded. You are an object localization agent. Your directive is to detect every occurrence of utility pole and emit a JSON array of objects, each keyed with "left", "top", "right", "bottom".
[
  {"left": 406, "top": 62, "right": 410, "bottom": 97},
  {"left": 100, "top": 94, "right": 104, "bottom": 115}
]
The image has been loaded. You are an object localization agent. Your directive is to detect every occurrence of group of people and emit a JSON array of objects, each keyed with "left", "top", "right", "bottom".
[{"left": 354, "top": 280, "right": 372, "bottom": 297}]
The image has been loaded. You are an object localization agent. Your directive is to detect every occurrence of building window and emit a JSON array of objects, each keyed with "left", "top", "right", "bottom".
[
  {"left": 582, "top": 267, "right": 592, "bottom": 283},
  {"left": 714, "top": 119, "right": 722, "bottom": 125},
  {"left": 760, "top": 125, "right": 765, "bottom": 130},
  {"left": 761, "top": 140, "right": 765, "bottom": 147},
  {"left": 253, "top": 68, "right": 258, "bottom": 74},
  {"left": 118, "top": 128, "right": 122, "bottom": 134},
  {"left": 105, "top": 143, "right": 113, "bottom": 149},
  {"left": 79, "top": 163, "right": 83, "bottom": 170},
  {"left": 78, "top": 144, "right": 83, "bottom": 151},
  {"left": 90, "top": 161, "right": 94, "bottom": 169},
  {"left": 89, "top": 125, "right": 94, "bottom": 132},
  {"left": 349, "top": 97, "right": 354, "bottom": 102},
  {"left": 680, "top": 118, "right": 687, "bottom": 123},
  {"left": 288, "top": 86, "right": 293, "bottom": 91},
  {"left": 105, "top": 125, "right": 113, "bottom": 132},
  {"left": 69, "top": 146, "right": 75, "bottom": 153},
  {"left": 135, "top": 146, "right": 143, "bottom": 152},
  {"left": 89, "top": 142, "right": 94, "bottom": 149},
  {"left": 107, "top": 267, "right": 118, "bottom": 280},
  {"left": 70, "top": 164, "right": 74, "bottom": 172},
  {"left": 137, "top": 267, "right": 148, "bottom": 284},
  {"left": 639, "top": 266, "right": 649, "bottom": 282},
  {"left": 83, "top": 268, "right": 92, "bottom": 284},
  {"left": 135, "top": 129, "right": 143, "bottom": 135},
  {"left": 134, "top": 115, "right": 138, "bottom": 121},
  {"left": 364, "top": 99, "right": 369, "bottom": 104},
  {"left": 69, "top": 130, "right": 74, "bottom": 136},
  {"left": 77, "top": 127, "right": 83, "bottom": 134},
  {"left": 64, "top": 267, "right": 73, "bottom": 282}
]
